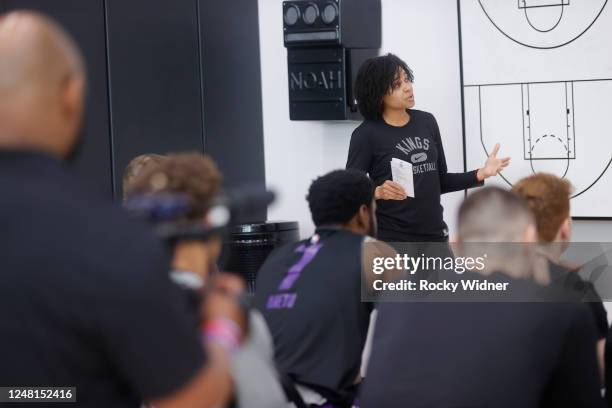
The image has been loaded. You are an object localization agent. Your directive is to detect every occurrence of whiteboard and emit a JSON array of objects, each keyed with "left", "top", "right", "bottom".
[{"left": 459, "top": 0, "right": 612, "bottom": 218}]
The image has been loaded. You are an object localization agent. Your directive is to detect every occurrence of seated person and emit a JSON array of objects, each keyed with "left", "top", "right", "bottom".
[
  {"left": 125, "top": 152, "right": 287, "bottom": 408},
  {"left": 124, "top": 152, "right": 226, "bottom": 322},
  {"left": 254, "top": 169, "right": 383, "bottom": 408},
  {"left": 360, "top": 187, "right": 604, "bottom": 408},
  {"left": 513, "top": 173, "right": 607, "bottom": 378}
]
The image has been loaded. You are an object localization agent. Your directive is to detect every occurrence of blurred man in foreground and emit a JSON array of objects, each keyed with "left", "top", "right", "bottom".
[{"left": 0, "top": 11, "right": 243, "bottom": 407}]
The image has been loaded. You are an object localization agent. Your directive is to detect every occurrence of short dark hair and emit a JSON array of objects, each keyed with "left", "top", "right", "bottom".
[
  {"left": 307, "top": 169, "right": 375, "bottom": 227},
  {"left": 354, "top": 53, "right": 414, "bottom": 121},
  {"left": 458, "top": 187, "right": 534, "bottom": 242}
]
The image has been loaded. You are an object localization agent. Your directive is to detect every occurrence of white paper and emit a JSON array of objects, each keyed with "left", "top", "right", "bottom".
[{"left": 390, "top": 158, "right": 415, "bottom": 198}]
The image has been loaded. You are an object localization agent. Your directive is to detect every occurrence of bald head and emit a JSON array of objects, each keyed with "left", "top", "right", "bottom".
[{"left": 0, "top": 11, "right": 85, "bottom": 158}]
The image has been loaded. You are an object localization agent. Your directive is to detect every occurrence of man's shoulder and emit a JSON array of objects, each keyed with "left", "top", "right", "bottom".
[
  {"left": 45, "top": 180, "right": 159, "bottom": 248},
  {"left": 505, "top": 293, "right": 594, "bottom": 337},
  {"left": 257, "top": 230, "right": 366, "bottom": 276},
  {"left": 3, "top": 164, "right": 167, "bottom": 276},
  {"left": 361, "top": 235, "right": 396, "bottom": 258},
  {"left": 259, "top": 239, "right": 305, "bottom": 267}
]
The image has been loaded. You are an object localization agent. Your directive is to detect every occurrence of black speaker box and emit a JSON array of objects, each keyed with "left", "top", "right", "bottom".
[
  {"left": 283, "top": 0, "right": 381, "bottom": 48},
  {"left": 287, "top": 47, "right": 377, "bottom": 120}
]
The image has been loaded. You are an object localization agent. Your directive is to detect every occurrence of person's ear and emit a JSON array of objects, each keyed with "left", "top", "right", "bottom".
[
  {"left": 523, "top": 223, "right": 538, "bottom": 243},
  {"left": 449, "top": 237, "right": 463, "bottom": 258},
  {"left": 60, "top": 73, "right": 85, "bottom": 123},
  {"left": 357, "top": 204, "right": 370, "bottom": 233},
  {"left": 557, "top": 217, "right": 572, "bottom": 243}
]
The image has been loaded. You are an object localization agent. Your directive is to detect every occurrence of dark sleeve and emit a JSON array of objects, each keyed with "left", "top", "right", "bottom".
[
  {"left": 606, "top": 328, "right": 612, "bottom": 407},
  {"left": 346, "top": 125, "right": 373, "bottom": 174},
  {"left": 583, "top": 281, "right": 608, "bottom": 339},
  {"left": 100, "top": 241, "right": 206, "bottom": 400},
  {"left": 430, "top": 114, "right": 483, "bottom": 194},
  {"left": 589, "top": 302, "right": 608, "bottom": 340},
  {"left": 589, "top": 301, "right": 609, "bottom": 339},
  {"left": 578, "top": 281, "right": 608, "bottom": 339},
  {"left": 545, "top": 305, "right": 605, "bottom": 408}
]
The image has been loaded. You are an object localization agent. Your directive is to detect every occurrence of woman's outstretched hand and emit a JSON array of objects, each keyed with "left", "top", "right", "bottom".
[{"left": 477, "top": 143, "right": 510, "bottom": 182}]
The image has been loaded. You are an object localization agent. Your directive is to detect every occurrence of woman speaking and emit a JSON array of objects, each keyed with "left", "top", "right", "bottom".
[{"left": 347, "top": 54, "right": 509, "bottom": 242}]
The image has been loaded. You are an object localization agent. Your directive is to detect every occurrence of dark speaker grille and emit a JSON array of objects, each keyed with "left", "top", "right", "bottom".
[{"left": 220, "top": 222, "right": 299, "bottom": 293}]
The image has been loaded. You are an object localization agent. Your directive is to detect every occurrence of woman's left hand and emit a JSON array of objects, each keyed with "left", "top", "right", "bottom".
[{"left": 477, "top": 143, "right": 510, "bottom": 181}]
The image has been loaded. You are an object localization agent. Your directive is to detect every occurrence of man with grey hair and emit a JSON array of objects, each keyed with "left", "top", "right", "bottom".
[
  {"left": 454, "top": 186, "right": 540, "bottom": 283},
  {"left": 0, "top": 11, "right": 246, "bottom": 407},
  {"left": 361, "top": 187, "right": 604, "bottom": 408}
]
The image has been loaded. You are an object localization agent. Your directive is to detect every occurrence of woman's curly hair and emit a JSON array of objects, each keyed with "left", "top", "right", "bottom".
[{"left": 354, "top": 53, "right": 414, "bottom": 121}]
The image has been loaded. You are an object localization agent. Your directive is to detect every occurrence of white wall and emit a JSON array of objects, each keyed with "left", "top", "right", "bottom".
[
  {"left": 258, "top": 0, "right": 465, "bottom": 238},
  {"left": 257, "top": 0, "right": 612, "bottom": 241}
]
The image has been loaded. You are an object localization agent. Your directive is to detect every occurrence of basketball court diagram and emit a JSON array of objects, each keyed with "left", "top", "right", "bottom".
[
  {"left": 459, "top": 0, "right": 612, "bottom": 218},
  {"left": 477, "top": 0, "right": 608, "bottom": 49}
]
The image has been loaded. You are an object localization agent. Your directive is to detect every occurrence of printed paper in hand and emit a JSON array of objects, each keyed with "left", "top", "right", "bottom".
[{"left": 391, "top": 158, "right": 415, "bottom": 198}]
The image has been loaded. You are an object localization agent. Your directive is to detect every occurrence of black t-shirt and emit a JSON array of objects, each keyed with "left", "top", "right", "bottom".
[
  {"left": 361, "top": 272, "right": 604, "bottom": 408},
  {"left": 346, "top": 109, "right": 482, "bottom": 240},
  {"left": 548, "top": 261, "right": 608, "bottom": 338},
  {"left": 0, "top": 151, "right": 205, "bottom": 407},
  {"left": 254, "top": 228, "right": 373, "bottom": 406}
]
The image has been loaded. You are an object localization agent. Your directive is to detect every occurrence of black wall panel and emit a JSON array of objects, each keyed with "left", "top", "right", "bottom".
[
  {"left": 105, "top": 0, "right": 204, "bottom": 197},
  {"left": 199, "top": 0, "right": 267, "bottom": 221},
  {"left": 2, "top": 0, "right": 268, "bottom": 218},
  {"left": 3, "top": 0, "right": 113, "bottom": 196}
]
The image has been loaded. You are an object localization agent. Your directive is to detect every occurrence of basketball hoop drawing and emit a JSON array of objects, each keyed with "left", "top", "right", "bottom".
[{"left": 479, "top": 0, "right": 607, "bottom": 49}]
